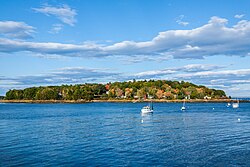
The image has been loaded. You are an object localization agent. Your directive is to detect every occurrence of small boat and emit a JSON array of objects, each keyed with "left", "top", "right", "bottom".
[
  {"left": 141, "top": 102, "right": 153, "bottom": 114},
  {"left": 232, "top": 100, "right": 239, "bottom": 109},
  {"left": 181, "top": 100, "right": 186, "bottom": 110},
  {"left": 226, "top": 103, "right": 231, "bottom": 107}
]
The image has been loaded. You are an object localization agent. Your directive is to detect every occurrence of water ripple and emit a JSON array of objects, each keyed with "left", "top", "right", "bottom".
[{"left": 0, "top": 103, "right": 250, "bottom": 166}]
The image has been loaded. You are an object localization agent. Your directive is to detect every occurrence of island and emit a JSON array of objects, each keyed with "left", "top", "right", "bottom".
[{"left": 0, "top": 80, "right": 235, "bottom": 103}]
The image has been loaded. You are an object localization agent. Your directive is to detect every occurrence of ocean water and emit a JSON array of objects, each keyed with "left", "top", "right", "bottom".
[{"left": 0, "top": 102, "right": 250, "bottom": 166}]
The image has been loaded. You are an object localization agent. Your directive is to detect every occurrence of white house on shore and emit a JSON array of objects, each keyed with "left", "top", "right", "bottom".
[{"left": 204, "top": 95, "right": 212, "bottom": 100}]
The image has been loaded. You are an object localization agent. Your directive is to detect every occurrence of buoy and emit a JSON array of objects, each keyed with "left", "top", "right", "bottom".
[
  {"left": 238, "top": 118, "right": 240, "bottom": 122},
  {"left": 212, "top": 108, "right": 215, "bottom": 110},
  {"left": 141, "top": 120, "right": 144, "bottom": 123}
]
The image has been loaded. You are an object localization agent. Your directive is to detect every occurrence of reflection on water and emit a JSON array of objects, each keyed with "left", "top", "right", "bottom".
[
  {"left": 141, "top": 112, "right": 153, "bottom": 123},
  {"left": 0, "top": 102, "right": 250, "bottom": 166}
]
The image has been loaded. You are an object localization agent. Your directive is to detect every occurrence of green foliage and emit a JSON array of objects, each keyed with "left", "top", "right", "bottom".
[
  {"left": 23, "top": 87, "right": 38, "bottom": 99},
  {"left": 5, "top": 89, "right": 23, "bottom": 100},
  {"left": 4, "top": 80, "right": 227, "bottom": 100},
  {"left": 35, "top": 88, "right": 59, "bottom": 100}
]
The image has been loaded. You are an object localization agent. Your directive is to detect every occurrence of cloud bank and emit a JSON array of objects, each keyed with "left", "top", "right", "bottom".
[
  {"left": 0, "top": 67, "right": 120, "bottom": 87},
  {"left": 1, "top": 64, "right": 250, "bottom": 97},
  {"left": 0, "top": 21, "right": 35, "bottom": 39},
  {"left": 133, "top": 64, "right": 224, "bottom": 78},
  {"left": 1, "top": 16, "right": 250, "bottom": 60}
]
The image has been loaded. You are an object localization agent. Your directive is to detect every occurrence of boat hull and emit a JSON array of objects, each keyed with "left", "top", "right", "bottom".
[
  {"left": 181, "top": 106, "right": 186, "bottom": 110},
  {"left": 141, "top": 109, "right": 153, "bottom": 114},
  {"left": 232, "top": 103, "right": 239, "bottom": 108}
]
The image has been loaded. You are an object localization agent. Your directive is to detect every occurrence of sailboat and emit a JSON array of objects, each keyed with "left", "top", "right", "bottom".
[
  {"left": 141, "top": 101, "right": 153, "bottom": 114},
  {"left": 181, "top": 99, "right": 186, "bottom": 110},
  {"left": 232, "top": 99, "right": 239, "bottom": 108}
]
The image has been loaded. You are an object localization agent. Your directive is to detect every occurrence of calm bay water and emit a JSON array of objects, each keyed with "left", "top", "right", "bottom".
[{"left": 0, "top": 102, "right": 250, "bottom": 166}]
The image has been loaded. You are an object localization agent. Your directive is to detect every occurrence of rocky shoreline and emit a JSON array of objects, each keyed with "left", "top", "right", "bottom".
[{"left": 0, "top": 99, "right": 249, "bottom": 103}]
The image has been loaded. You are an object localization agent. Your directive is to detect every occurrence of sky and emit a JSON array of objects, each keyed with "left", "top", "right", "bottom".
[{"left": 1, "top": 0, "right": 250, "bottom": 97}]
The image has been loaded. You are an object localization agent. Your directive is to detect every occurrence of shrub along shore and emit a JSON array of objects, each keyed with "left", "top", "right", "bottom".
[{"left": 0, "top": 99, "right": 249, "bottom": 103}]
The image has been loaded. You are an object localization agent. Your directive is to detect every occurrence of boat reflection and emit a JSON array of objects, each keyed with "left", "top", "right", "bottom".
[{"left": 141, "top": 112, "right": 153, "bottom": 123}]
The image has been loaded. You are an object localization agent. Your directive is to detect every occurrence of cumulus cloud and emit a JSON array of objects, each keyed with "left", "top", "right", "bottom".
[
  {"left": 176, "top": 15, "right": 189, "bottom": 26},
  {"left": 33, "top": 4, "right": 77, "bottom": 26},
  {"left": 234, "top": 14, "right": 245, "bottom": 19},
  {"left": 1, "top": 16, "right": 250, "bottom": 60},
  {"left": 0, "top": 21, "right": 35, "bottom": 39},
  {"left": 104, "top": 16, "right": 250, "bottom": 59},
  {"left": 0, "top": 38, "right": 102, "bottom": 56}
]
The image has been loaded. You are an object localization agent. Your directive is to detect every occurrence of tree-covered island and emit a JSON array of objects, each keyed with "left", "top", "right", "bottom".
[{"left": 4, "top": 80, "right": 227, "bottom": 101}]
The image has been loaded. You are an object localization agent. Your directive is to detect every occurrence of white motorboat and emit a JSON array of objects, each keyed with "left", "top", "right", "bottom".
[
  {"left": 232, "top": 100, "right": 239, "bottom": 108},
  {"left": 226, "top": 103, "right": 231, "bottom": 107},
  {"left": 141, "top": 102, "right": 153, "bottom": 114},
  {"left": 141, "top": 106, "right": 153, "bottom": 113}
]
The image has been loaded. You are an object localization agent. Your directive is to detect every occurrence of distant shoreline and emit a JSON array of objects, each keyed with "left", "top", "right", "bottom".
[{"left": 0, "top": 99, "right": 249, "bottom": 104}]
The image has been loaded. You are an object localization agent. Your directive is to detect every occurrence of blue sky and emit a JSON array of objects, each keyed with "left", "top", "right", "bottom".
[{"left": 1, "top": 0, "right": 250, "bottom": 97}]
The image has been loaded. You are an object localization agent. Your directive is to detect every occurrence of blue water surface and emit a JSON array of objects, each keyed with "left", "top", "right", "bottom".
[{"left": 0, "top": 102, "right": 250, "bottom": 166}]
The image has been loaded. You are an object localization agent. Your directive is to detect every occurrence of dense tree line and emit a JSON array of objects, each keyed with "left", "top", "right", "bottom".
[{"left": 4, "top": 80, "right": 227, "bottom": 100}]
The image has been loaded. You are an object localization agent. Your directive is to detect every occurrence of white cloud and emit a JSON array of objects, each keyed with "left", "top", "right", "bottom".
[
  {"left": 178, "top": 21, "right": 189, "bottom": 26},
  {"left": 181, "top": 64, "right": 222, "bottom": 72},
  {"left": 133, "top": 64, "right": 223, "bottom": 78},
  {"left": 234, "top": 14, "right": 245, "bottom": 19},
  {"left": 0, "top": 21, "right": 35, "bottom": 39},
  {"left": 49, "top": 24, "right": 63, "bottom": 34},
  {"left": 176, "top": 15, "right": 189, "bottom": 26},
  {"left": 134, "top": 69, "right": 176, "bottom": 78},
  {"left": 226, "top": 84, "right": 250, "bottom": 97},
  {"left": 176, "top": 69, "right": 250, "bottom": 78},
  {"left": 0, "top": 37, "right": 102, "bottom": 55},
  {"left": 33, "top": 4, "right": 77, "bottom": 26},
  {"left": 0, "top": 67, "right": 120, "bottom": 89},
  {"left": 104, "top": 16, "right": 250, "bottom": 59},
  {"left": 1, "top": 16, "right": 250, "bottom": 60},
  {"left": 211, "top": 79, "right": 250, "bottom": 85}
]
